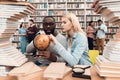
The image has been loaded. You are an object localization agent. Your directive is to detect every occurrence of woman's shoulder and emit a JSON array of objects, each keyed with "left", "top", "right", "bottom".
[
  {"left": 74, "top": 32, "right": 87, "bottom": 40},
  {"left": 75, "top": 32, "right": 86, "bottom": 37}
]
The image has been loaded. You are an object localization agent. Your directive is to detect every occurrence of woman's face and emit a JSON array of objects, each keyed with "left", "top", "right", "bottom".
[
  {"left": 91, "top": 22, "right": 95, "bottom": 27},
  {"left": 22, "top": 23, "right": 25, "bottom": 28},
  {"left": 61, "top": 17, "right": 73, "bottom": 32}
]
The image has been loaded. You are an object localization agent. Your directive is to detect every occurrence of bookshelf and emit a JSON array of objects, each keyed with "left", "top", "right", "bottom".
[{"left": 28, "top": 0, "right": 103, "bottom": 33}]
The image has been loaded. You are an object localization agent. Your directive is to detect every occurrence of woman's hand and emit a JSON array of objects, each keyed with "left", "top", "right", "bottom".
[{"left": 49, "top": 34, "right": 57, "bottom": 45}]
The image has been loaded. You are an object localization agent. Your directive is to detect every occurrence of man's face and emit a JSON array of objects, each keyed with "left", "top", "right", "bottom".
[
  {"left": 43, "top": 17, "right": 56, "bottom": 35},
  {"left": 29, "top": 21, "right": 33, "bottom": 26},
  {"left": 98, "top": 21, "right": 102, "bottom": 26}
]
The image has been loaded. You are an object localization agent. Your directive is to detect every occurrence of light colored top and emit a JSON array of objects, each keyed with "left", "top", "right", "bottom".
[
  {"left": 53, "top": 32, "right": 92, "bottom": 66},
  {"left": 96, "top": 24, "right": 107, "bottom": 39}
]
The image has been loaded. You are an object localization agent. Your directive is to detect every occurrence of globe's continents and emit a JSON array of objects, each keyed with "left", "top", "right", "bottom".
[{"left": 33, "top": 34, "right": 50, "bottom": 51}]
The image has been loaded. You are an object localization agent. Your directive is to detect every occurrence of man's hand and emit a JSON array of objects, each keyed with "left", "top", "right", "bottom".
[
  {"left": 38, "top": 51, "right": 51, "bottom": 59},
  {"left": 38, "top": 51, "right": 57, "bottom": 62}
]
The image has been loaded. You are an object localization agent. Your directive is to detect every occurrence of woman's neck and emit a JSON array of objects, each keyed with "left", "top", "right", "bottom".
[{"left": 68, "top": 29, "right": 74, "bottom": 38}]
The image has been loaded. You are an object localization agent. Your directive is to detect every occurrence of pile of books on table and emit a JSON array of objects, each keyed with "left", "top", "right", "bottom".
[
  {"left": 0, "top": 42, "right": 27, "bottom": 66},
  {"left": 0, "top": 42, "right": 28, "bottom": 77},
  {"left": 95, "top": 38, "right": 120, "bottom": 80}
]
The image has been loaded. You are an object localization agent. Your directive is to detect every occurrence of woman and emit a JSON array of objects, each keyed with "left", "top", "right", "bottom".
[
  {"left": 49, "top": 13, "right": 92, "bottom": 66},
  {"left": 19, "top": 22, "right": 27, "bottom": 54},
  {"left": 86, "top": 21, "right": 95, "bottom": 50}
]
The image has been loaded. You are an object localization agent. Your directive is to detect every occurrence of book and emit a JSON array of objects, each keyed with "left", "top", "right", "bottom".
[
  {"left": 95, "top": 64, "right": 120, "bottom": 77},
  {"left": 95, "top": 63, "right": 120, "bottom": 72},
  {"left": 96, "top": 56, "right": 120, "bottom": 67},
  {"left": 9, "top": 62, "right": 42, "bottom": 76},
  {"left": 8, "top": 62, "right": 42, "bottom": 80},
  {"left": 105, "top": 77, "right": 120, "bottom": 80},
  {"left": 44, "top": 62, "right": 70, "bottom": 79}
]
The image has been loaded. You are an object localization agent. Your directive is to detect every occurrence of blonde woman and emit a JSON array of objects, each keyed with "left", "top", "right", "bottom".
[{"left": 49, "top": 13, "right": 92, "bottom": 66}]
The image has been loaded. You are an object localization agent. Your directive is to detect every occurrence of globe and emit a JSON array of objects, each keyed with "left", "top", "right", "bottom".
[{"left": 33, "top": 34, "right": 50, "bottom": 51}]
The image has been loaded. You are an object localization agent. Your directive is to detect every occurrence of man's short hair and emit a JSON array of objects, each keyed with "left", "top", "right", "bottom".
[
  {"left": 43, "top": 16, "right": 55, "bottom": 22},
  {"left": 29, "top": 19, "right": 34, "bottom": 23},
  {"left": 97, "top": 19, "right": 103, "bottom": 23}
]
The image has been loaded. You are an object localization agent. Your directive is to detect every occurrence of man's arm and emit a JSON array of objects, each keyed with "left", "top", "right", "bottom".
[{"left": 26, "top": 41, "right": 36, "bottom": 53}]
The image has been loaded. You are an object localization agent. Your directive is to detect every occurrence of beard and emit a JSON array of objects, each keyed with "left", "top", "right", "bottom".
[{"left": 44, "top": 28, "right": 55, "bottom": 35}]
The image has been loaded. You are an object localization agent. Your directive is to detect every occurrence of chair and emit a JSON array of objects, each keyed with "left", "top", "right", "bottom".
[{"left": 88, "top": 50, "right": 99, "bottom": 64}]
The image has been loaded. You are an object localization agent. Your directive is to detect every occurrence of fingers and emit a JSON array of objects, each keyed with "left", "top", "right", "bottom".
[
  {"left": 38, "top": 51, "right": 50, "bottom": 59},
  {"left": 38, "top": 51, "right": 44, "bottom": 56},
  {"left": 48, "top": 34, "right": 57, "bottom": 45},
  {"left": 48, "top": 34, "right": 54, "bottom": 40}
]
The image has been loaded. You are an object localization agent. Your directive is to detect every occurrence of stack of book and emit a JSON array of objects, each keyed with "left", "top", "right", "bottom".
[
  {"left": 95, "top": 56, "right": 120, "bottom": 80},
  {"left": 95, "top": 31, "right": 120, "bottom": 80},
  {"left": 0, "top": 42, "right": 28, "bottom": 67},
  {"left": 0, "top": 41, "right": 27, "bottom": 77},
  {"left": 103, "top": 40, "right": 120, "bottom": 62},
  {"left": 0, "top": 1, "right": 35, "bottom": 42}
]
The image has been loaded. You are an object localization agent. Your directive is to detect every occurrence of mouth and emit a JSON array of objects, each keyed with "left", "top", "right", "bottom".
[
  {"left": 46, "top": 31, "right": 51, "bottom": 33},
  {"left": 45, "top": 31, "right": 51, "bottom": 34}
]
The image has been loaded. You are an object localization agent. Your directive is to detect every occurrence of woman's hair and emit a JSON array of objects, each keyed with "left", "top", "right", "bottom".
[
  {"left": 19, "top": 22, "right": 23, "bottom": 28},
  {"left": 89, "top": 21, "right": 93, "bottom": 26},
  {"left": 62, "top": 13, "right": 83, "bottom": 33}
]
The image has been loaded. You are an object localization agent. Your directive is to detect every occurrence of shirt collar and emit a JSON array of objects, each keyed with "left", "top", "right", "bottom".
[{"left": 68, "top": 32, "right": 77, "bottom": 40}]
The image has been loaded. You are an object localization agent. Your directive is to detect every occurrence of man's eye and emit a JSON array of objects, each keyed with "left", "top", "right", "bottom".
[{"left": 50, "top": 23, "right": 54, "bottom": 25}]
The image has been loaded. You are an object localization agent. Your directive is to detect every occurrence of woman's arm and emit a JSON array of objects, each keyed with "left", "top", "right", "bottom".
[
  {"left": 50, "top": 33, "right": 88, "bottom": 66},
  {"left": 86, "top": 26, "right": 94, "bottom": 34}
]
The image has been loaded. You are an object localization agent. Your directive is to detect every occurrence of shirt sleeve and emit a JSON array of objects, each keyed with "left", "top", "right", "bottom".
[
  {"left": 101, "top": 24, "right": 107, "bottom": 33},
  {"left": 56, "top": 55, "right": 66, "bottom": 62},
  {"left": 26, "top": 41, "right": 36, "bottom": 53}
]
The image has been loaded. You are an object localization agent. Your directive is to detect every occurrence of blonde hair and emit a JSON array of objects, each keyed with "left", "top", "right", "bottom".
[{"left": 62, "top": 13, "right": 84, "bottom": 33}]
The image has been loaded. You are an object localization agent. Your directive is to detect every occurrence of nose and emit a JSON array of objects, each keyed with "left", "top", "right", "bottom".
[
  {"left": 61, "top": 23, "right": 63, "bottom": 27},
  {"left": 47, "top": 25, "right": 50, "bottom": 28}
]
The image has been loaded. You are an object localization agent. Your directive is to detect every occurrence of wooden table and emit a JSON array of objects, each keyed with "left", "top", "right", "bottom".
[{"left": 0, "top": 66, "right": 104, "bottom": 80}]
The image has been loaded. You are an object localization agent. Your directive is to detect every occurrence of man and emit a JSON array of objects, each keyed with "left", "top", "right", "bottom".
[
  {"left": 96, "top": 19, "right": 107, "bottom": 54},
  {"left": 27, "top": 19, "right": 38, "bottom": 43},
  {"left": 26, "top": 19, "right": 38, "bottom": 56},
  {"left": 26, "top": 16, "right": 67, "bottom": 65}
]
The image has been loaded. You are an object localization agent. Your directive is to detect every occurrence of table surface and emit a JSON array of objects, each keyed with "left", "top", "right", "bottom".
[{"left": 0, "top": 66, "right": 104, "bottom": 80}]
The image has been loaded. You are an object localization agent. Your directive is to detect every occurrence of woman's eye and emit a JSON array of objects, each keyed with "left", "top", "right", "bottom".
[{"left": 63, "top": 21, "right": 66, "bottom": 24}]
